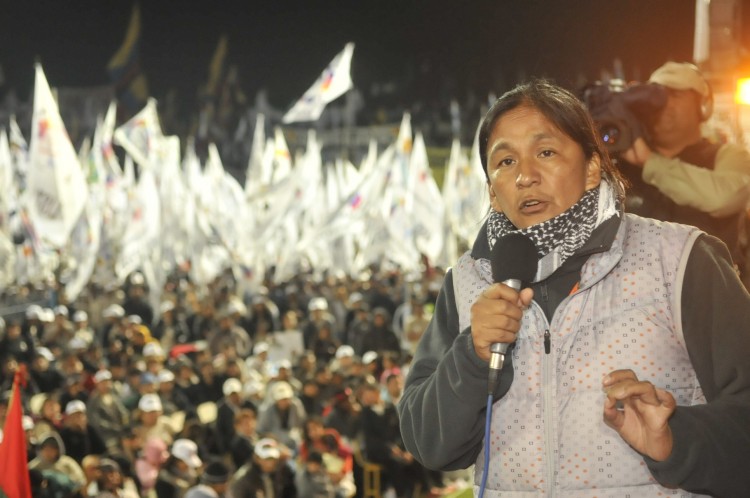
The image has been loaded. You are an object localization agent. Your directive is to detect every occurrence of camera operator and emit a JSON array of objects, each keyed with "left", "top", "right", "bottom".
[{"left": 620, "top": 61, "right": 750, "bottom": 278}]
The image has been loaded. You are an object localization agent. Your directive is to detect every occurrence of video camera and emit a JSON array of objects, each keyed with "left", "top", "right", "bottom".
[{"left": 581, "top": 80, "right": 668, "bottom": 155}]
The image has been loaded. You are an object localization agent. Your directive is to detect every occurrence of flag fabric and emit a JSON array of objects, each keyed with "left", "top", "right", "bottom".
[
  {"left": 113, "top": 98, "right": 163, "bottom": 170},
  {"left": 282, "top": 42, "right": 355, "bottom": 123},
  {"left": 205, "top": 35, "right": 229, "bottom": 99},
  {"left": 24, "top": 64, "right": 89, "bottom": 249},
  {"left": 107, "top": 4, "right": 149, "bottom": 114},
  {"left": 0, "top": 367, "right": 33, "bottom": 498}
]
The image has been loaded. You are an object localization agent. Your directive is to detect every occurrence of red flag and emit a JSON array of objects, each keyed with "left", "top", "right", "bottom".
[{"left": 0, "top": 367, "right": 32, "bottom": 498}]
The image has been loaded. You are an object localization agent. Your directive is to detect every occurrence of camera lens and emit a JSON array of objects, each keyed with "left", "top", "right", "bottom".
[{"left": 600, "top": 124, "right": 621, "bottom": 146}]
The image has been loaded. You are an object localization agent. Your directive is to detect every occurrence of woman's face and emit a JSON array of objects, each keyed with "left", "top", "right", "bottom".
[{"left": 485, "top": 105, "right": 601, "bottom": 229}]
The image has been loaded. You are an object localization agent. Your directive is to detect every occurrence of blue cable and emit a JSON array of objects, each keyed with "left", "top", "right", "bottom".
[{"left": 477, "top": 393, "right": 494, "bottom": 498}]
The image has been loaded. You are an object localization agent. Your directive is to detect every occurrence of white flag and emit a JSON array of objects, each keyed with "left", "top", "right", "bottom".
[
  {"left": 282, "top": 43, "right": 355, "bottom": 123},
  {"left": 113, "top": 97, "right": 163, "bottom": 169},
  {"left": 24, "top": 64, "right": 88, "bottom": 248}
]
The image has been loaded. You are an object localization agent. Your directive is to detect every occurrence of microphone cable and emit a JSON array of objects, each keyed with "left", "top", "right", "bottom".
[{"left": 478, "top": 393, "right": 494, "bottom": 498}]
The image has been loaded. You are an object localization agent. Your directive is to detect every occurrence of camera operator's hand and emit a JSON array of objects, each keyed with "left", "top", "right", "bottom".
[{"left": 622, "top": 137, "right": 652, "bottom": 168}]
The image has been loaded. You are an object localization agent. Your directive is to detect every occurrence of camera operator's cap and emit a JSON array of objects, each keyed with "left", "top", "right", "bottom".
[
  {"left": 171, "top": 438, "right": 202, "bottom": 468},
  {"left": 649, "top": 62, "right": 710, "bottom": 99},
  {"left": 254, "top": 438, "right": 281, "bottom": 460},
  {"left": 222, "top": 377, "right": 243, "bottom": 396},
  {"left": 65, "top": 400, "right": 86, "bottom": 415}
]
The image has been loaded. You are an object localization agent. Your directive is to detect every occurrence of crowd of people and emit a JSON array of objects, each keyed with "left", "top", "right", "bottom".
[{"left": 0, "top": 264, "right": 466, "bottom": 498}]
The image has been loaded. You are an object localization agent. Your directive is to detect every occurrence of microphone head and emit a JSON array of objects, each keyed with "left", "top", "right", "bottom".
[{"left": 490, "top": 232, "right": 538, "bottom": 285}]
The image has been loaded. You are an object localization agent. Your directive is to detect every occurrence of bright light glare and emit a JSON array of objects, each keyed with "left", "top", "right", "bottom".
[{"left": 736, "top": 78, "right": 750, "bottom": 105}]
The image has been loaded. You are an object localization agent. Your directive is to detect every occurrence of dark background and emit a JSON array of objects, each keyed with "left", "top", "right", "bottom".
[{"left": 0, "top": 1, "right": 707, "bottom": 107}]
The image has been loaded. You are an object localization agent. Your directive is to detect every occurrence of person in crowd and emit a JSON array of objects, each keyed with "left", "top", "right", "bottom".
[
  {"left": 0, "top": 320, "right": 34, "bottom": 365},
  {"left": 246, "top": 293, "right": 281, "bottom": 343},
  {"left": 134, "top": 392, "right": 176, "bottom": 445},
  {"left": 359, "top": 307, "right": 401, "bottom": 357},
  {"left": 229, "top": 437, "right": 297, "bottom": 498},
  {"left": 58, "top": 399, "right": 107, "bottom": 464},
  {"left": 207, "top": 307, "right": 252, "bottom": 358},
  {"left": 29, "top": 346, "right": 65, "bottom": 393},
  {"left": 295, "top": 450, "right": 335, "bottom": 498},
  {"left": 302, "top": 297, "right": 337, "bottom": 349},
  {"left": 322, "top": 387, "right": 360, "bottom": 443},
  {"left": 72, "top": 310, "right": 95, "bottom": 346},
  {"left": 358, "top": 381, "right": 426, "bottom": 498},
  {"left": 28, "top": 432, "right": 87, "bottom": 492},
  {"left": 257, "top": 380, "right": 307, "bottom": 450},
  {"left": 152, "top": 300, "right": 191, "bottom": 352},
  {"left": 92, "top": 457, "right": 140, "bottom": 498},
  {"left": 122, "top": 272, "right": 154, "bottom": 326},
  {"left": 343, "top": 303, "right": 371, "bottom": 356},
  {"left": 298, "top": 377, "right": 326, "bottom": 417},
  {"left": 86, "top": 369, "right": 130, "bottom": 452},
  {"left": 620, "top": 62, "right": 750, "bottom": 280},
  {"left": 99, "top": 304, "right": 126, "bottom": 352},
  {"left": 155, "top": 438, "right": 203, "bottom": 498},
  {"left": 184, "top": 460, "right": 231, "bottom": 498},
  {"left": 402, "top": 299, "right": 432, "bottom": 355},
  {"left": 31, "top": 394, "right": 63, "bottom": 441},
  {"left": 213, "top": 377, "right": 246, "bottom": 454},
  {"left": 228, "top": 407, "right": 259, "bottom": 469},
  {"left": 398, "top": 79, "right": 750, "bottom": 496},
  {"left": 156, "top": 368, "right": 191, "bottom": 415},
  {"left": 135, "top": 437, "right": 170, "bottom": 496},
  {"left": 299, "top": 416, "right": 355, "bottom": 498},
  {"left": 309, "top": 320, "right": 341, "bottom": 365},
  {"left": 188, "top": 358, "right": 226, "bottom": 405}
]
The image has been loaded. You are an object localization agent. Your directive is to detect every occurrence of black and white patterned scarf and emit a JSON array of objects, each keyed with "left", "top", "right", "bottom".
[{"left": 486, "top": 180, "right": 619, "bottom": 282}]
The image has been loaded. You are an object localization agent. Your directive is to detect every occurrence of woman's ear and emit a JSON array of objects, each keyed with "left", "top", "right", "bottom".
[
  {"left": 488, "top": 182, "right": 502, "bottom": 213},
  {"left": 585, "top": 153, "right": 602, "bottom": 190}
]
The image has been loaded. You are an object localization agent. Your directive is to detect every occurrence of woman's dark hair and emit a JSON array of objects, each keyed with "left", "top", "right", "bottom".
[{"left": 478, "top": 79, "right": 627, "bottom": 201}]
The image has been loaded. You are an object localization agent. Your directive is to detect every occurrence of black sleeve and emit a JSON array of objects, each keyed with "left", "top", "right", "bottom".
[
  {"left": 646, "top": 234, "right": 750, "bottom": 497},
  {"left": 398, "top": 269, "right": 514, "bottom": 471}
]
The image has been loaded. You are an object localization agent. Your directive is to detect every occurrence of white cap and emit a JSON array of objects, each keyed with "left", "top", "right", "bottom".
[
  {"left": 65, "top": 400, "right": 86, "bottom": 415},
  {"left": 138, "top": 393, "right": 163, "bottom": 413},
  {"left": 308, "top": 297, "right": 328, "bottom": 311},
  {"left": 22, "top": 415, "right": 35, "bottom": 431},
  {"left": 227, "top": 300, "right": 247, "bottom": 316},
  {"left": 157, "top": 369, "right": 175, "bottom": 383},
  {"left": 103, "top": 304, "right": 125, "bottom": 319},
  {"left": 143, "top": 342, "right": 165, "bottom": 358},
  {"left": 72, "top": 310, "right": 88, "bottom": 322},
  {"left": 41, "top": 308, "right": 55, "bottom": 322},
  {"left": 171, "top": 438, "right": 202, "bottom": 468},
  {"left": 36, "top": 347, "right": 55, "bottom": 362},
  {"left": 25, "top": 304, "right": 43, "bottom": 320},
  {"left": 126, "top": 315, "right": 143, "bottom": 325},
  {"left": 159, "top": 301, "right": 175, "bottom": 314},
  {"left": 362, "top": 351, "right": 378, "bottom": 365},
  {"left": 254, "top": 438, "right": 281, "bottom": 459},
  {"left": 54, "top": 305, "right": 68, "bottom": 316},
  {"left": 253, "top": 342, "right": 270, "bottom": 355},
  {"left": 68, "top": 337, "right": 88, "bottom": 351},
  {"left": 335, "top": 345, "right": 355, "bottom": 359},
  {"left": 244, "top": 379, "right": 265, "bottom": 397},
  {"left": 222, "top": 378, "right": 243, "bottom": 396},
  {"left": 130, "top": 272, "right": 145, "bottom": 286},
  {"left": 276, "top": 359, "right": 292, "bottom": 370},
  {"left": 93, "top": 369, "right": 113, "bottom": 383},
  {"left": 271, "top": 381, "right": 294, "bottom": 401}
]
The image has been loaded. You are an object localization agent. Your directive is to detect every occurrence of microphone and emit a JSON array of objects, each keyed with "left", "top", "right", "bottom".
[{"left": 487, "top": 232, "right": 537, "bottom": 391}]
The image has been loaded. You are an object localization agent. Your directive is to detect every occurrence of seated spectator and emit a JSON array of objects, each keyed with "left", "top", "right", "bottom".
[
  {"left": 28, "top": 432, "right": 86, "bottom": 492},
  {"left": 86, "top": 368, "right": 130, "bottom": 452},
  {"left": 155, "top": 438, "right": 203, "bottom": 498},
  {"left": 295, "top": 450, "right": 335, "bottom": 498},
  {"left": 299, "top": 416, "right": 356, "bottom": 498},
  {"left": 184, "top": 460, "right": 231, "bottom": 498},
  {"left": 134, "top": 393, "right": 176, "bottom": 446},
  {"left": 135, "top": 437, "right": 170, "bottom": 495},
  {"left": 58, "top": 399, "right": 107, "bottom": 464},
  {"left": 257, "top": 381, "right": 307, "bottom": 450},
  {"left": 229, "top": 408, "right": 259, "bottom": 469},
  {"left": 230, "top": 437, "right": 296, "bottom": 497}
]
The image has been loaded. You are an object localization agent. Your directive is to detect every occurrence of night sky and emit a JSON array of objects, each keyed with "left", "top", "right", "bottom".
[{"left": 0, "top": 1, "right": 744, "bottom": 117}]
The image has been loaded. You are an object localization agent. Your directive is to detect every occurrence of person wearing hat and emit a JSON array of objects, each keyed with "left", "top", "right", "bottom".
[
  {"left": 301, "top": 297, "right": 337, "bottom": 350},
  {"left": 213, "top": 377, "right": 249, "bottom": 454},
  {"left": 123, "top": 271, "right": 154, "bottom": 326},
  {"left": 58, "top": 399, "right": 107, "bottom": 464},
  {"left": 93, "top": 457, "right": 140, "bottom": 498},
  {"left": 157, "top": 368, "right": 190, "bottom": 415},
  {"left": 134, "top": 393, "right": 176, "bottom": 445},
  {"left": 86, "top": 368, "right": 130, "bottom": 452},
  {"left": 135, "top": 436, "right": 170, "bottom": 495},
  {"left": 28, "top": 432, "right": 87, "bottom": 491},
  {"left": 228, "top": 407, "right": 259, "bottom": 469},
  {"left": 230, "top": 437, "right": 296, "bottom": 498},
  {"left": 621, "top": 61, "right": 750, "bottom": 281},
  {"left": 257, "top": 380, "right": 307, "bottom": 451},
  {"left": 184, "top": 460, "right": 230, "bottom": 498},
  {"left": 29, "top": 346, "right": 65, "bottom": 393},
  {"left": 155, "top": 438, "right": 203, "bottom": 498}
]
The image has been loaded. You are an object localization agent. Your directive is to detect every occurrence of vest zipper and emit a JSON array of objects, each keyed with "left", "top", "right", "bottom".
[
  {"left": 544, "top": 329, "right": 550, "bottom": 354},
  {"left": 542, "top": 331, "right": 556, "bottom": 496}
]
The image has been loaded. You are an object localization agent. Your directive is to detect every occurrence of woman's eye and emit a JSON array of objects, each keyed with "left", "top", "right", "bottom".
[
  {"left": 498, "top": 157, "right": 515, "bottom": 167},
  {"left": 539, "top": 149, "right": 555, "bottom": 158}
]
